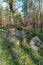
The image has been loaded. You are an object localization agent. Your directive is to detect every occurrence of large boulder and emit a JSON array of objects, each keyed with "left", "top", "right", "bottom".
[{"left": 30, "top": 36, "right": 42, "bottom": 50}]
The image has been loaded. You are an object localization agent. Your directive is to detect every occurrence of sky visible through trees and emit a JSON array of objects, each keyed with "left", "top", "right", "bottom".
[
  {"left": 0, "top": 0, "right": 43, "bottom": 15},
  {"left": 0, "top": 0, "right": 22, "bottom": 12}
]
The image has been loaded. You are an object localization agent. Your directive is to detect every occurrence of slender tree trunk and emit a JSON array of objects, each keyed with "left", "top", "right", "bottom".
[
  {"left": 38, "top": 0, "right": 41, "bottom": 31},
  {"left": 40, "top": 0, "right": 42, "bottom": 32},
  {"left": 34, "top": 0, "right": 36, "bottom": 30},
  {"left": 38, "top": 0, "right": 42, "bottom": 32},
  {"left": 25, "top": 0, "right": 28, "bottom": 15},
  {"left": 24, "top": 0, "right": 29, "bottom": 23}
]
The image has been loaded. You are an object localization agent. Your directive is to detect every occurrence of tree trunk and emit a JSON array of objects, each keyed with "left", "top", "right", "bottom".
[
  {"left": 34, "top": 0, "right": 36, "bottom": 30},
  {"left": 38, "top": 0, "right": 41, "bottom": 31},
  {"left": 24, "top": 0, "right": 29, "bottom": 23},
  {"left": 38, "top": 0, "right": 42, "bottom": 32}
]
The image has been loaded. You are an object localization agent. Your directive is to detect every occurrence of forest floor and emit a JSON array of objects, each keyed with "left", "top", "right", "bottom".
[{"left": 0, "top": 29, "right": 43, "bottom": 65}]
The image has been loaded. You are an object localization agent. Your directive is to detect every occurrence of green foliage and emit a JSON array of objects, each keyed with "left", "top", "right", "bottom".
[{"left": 38, "top": 32, "right": 43, "bottom": 43}]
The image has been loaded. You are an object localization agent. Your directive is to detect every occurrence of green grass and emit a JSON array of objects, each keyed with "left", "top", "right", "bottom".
[
  {"left": 0, "top": 29, "right": 7, "bottom": 36},
  {"left": 0, "top": 38, "right": 20, "bottom": 65},
  {"left": 21, "top": 43, "right": 43, "bottom": 65},
  {"left": 11, "top": 45, "right": 35, "bottom": 65}
]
